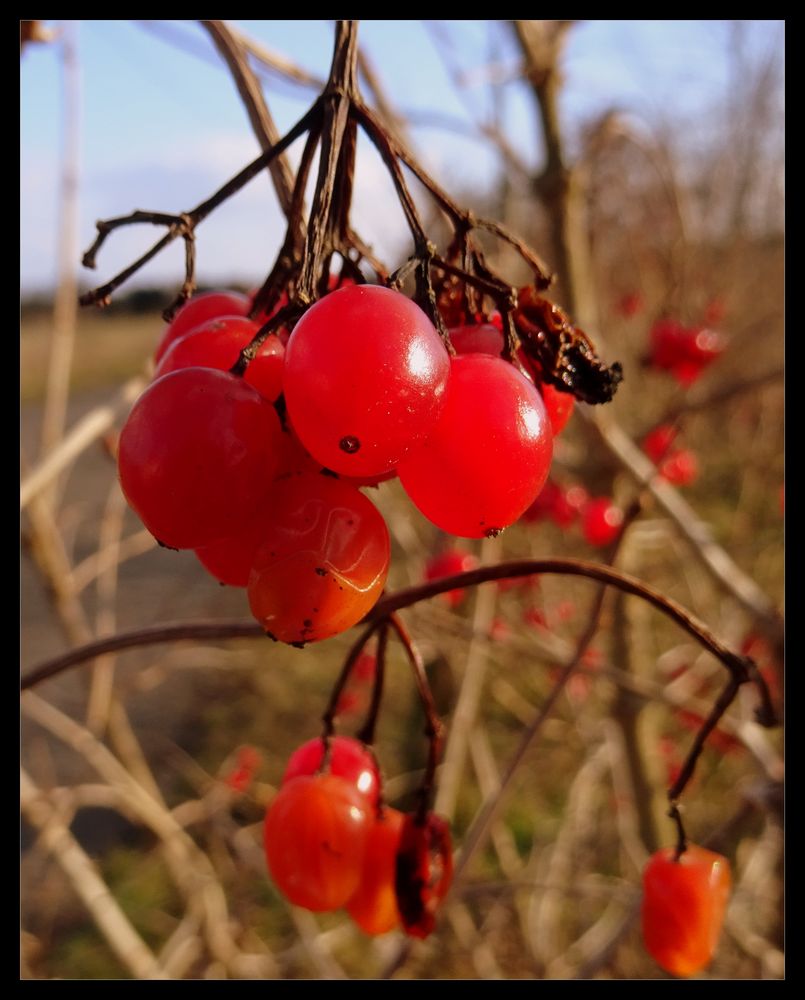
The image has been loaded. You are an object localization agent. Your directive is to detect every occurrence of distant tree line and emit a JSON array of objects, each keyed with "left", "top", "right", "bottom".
[{"left": 21, "top": 284, "right": 253, "bottom": 319}]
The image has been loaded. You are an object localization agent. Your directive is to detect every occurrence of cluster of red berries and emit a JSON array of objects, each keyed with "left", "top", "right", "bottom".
[
  {"left": 646, "top": 318, "right": 726, "bottom": 386},
  {"left": 642, "top": 844, "right": 731, "bottom": 977},
  {"left": 117, "top": 281, "right": 566, "bottom": 645},
  {"left": 264, "top": 736, "right": 452, "bottom": 938},
  {"left": 521, "top": 478, "right": 625, "bottom": 548}
]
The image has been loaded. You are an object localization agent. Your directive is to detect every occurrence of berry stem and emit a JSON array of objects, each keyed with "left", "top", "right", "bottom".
[
  {"left": 668, "top": 803, "right": 688, "bottom": 862},
  {"left": 388, "top": 612, "right": 444, "bottom": 821},
  {"left": 667, "top": 676, "right": 743, "bottom": 804},
  {"left": 356, "top": 621, "right": 389, "bottom": 746},
  {"left": 321, "top": 620, "right": 380, "bottom": 740}
]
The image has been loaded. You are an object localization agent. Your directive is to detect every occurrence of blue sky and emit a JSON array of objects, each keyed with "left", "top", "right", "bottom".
[{"left": 20, "top": 20, "right": 784, "bottom": 294}]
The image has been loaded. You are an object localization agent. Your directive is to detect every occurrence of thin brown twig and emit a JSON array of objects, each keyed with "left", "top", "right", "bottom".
[
  {"left": 388, "top": 611, "right": 443, "bottom": 819},
  {"left": 668, "top": 676, "right": 744, "bottom": 804},
  {"left": 322, "top": 619, "right": 381, "bottom": 738},
  {"left": 356, "top": 621, "right": 388, "bottom": 746},
  {"left": 79, "top": 100, "right": 322, "bottom": 310}
]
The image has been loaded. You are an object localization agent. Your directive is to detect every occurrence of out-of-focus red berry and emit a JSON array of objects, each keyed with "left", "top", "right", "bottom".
[
  {"left": 223, "top": 745, "right": 262, "bottom": 793},
  {"left": 649, "top": 318, "right": 688, "bottom": 370},
  {"left": 521, "top": 480, "right": 587, "bottom": 529},
  {"left": 567, "top": 674, "right": 591, "bottom": 703},
  {"left": 703, "top": 297, "right": 726, "bottom": 326},
  {"left": 647, "top": 320, "right": 726, "bottom": 385},
  {"left": 564, "top": 485, "right": 589, "bottom": 518},
  {"left": 523, "top": 606, "right": 547, "bottom": 630},
  {"left": 582, "top": 498, "right": 624, "bottom": 547},
  {"left": 659, "top": 448, "right": 699, "bottom": 487},
  {"left": 521, "top": 480, "right": 561, "bottom": 524},
  {"left": 336, "top": 653, "right": 377, "bottom": 717},
  {"left": 335, "top": 690, "right": 363, "bottom": 716},
  {"left": 549, "top": 487, "right": 579, "bottom": 528},
  {"left": 353, "top": 652, "right": 377, "bottom": 683},
  {"left": 642, "top": 424, "right": 678, "bottom": 464},
  {"left": 425, "top": 548, "right": 479, "bottom": 608},
  {"left": 553, "top": 599, "right": 577, "bottom": 623},
  {"left": 616, "top": 292, "right": 644, "bottom": 318},
  {"left": 488, "top": 617, "right": 510, "bottom": 641},
  {"left": 581, "top": 647, "right": 604, "bottom": 671}
]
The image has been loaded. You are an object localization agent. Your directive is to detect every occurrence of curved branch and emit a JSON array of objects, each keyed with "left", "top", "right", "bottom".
[
  {"left": 21, "top": 621, "right": 264, "bottom": 690},
  {"left": 21, "top": 558, "right": 777, "bottom": 727}
]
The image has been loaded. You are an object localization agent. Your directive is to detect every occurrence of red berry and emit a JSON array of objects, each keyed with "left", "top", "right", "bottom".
[
  {"left": 703, "top": 297, "right": 726, "bottom": 326},
  {"left": 353, "top": 652, "right": 377, "bottom": 682},
  {"left": 642, "top": 845, "right": 731, "bottom": 977},
  {"left": 648, "top": 320, "right": 726, "bottom": 385},
  {"left": 247, "top": 473, "right": 390, "bottom": 644},
  {"left": 642, "top": 424, "right": 678, "bottom": 464},
  {"left": 156, "top": 316, "right": 285, "bottom": 403},
  {"left": 194, "top": 429, "right": 327, "bottom": 586},
  {"left": 425, "top": 548, "right": 479, "bottom": 608},
  {"left": 154, "top": 290, "right": 251, "bottom": 364},
  {"left": 523, "top": 606, "right": 547, "bottom": 630},
  {"left": 582, "top": 497, "right": 623, "bottom": 547},
  {"left": 399, "top": 355, "right": 553, "bottom": 538},
  {"left": 616, "top": 292, "right": 644, "bottom": 318},
  {"left": 264, "top": 774, "right": 371, "bottom": 912},
  {"left": 487, "top": 617, "right": 510, "bottom": 641},
  {"left": 540, "top": 382, "right": 575, "bottom": 436},
  {"left": 648, "top": 318, "right": 688, "bottom": 370},
  {"left": 347, "top": 807, "right": 405, "bottom": 935},
  {"left": 284, "top": 285, "right": 450, "bottom": 477},
  {"left": 521, "top": 479, "right": 562, "bottom": 524},
  {"left": 118, "top": 368, "right": 282, "bottom": 550},
  {"left": 395, "top": 812, "right": 453, "bottom": 939},
  {"left": 223, "top": 746, "right": 261, "bottom": 793},
  {"left": 449, "top": 323, "right": 505, "bottom": 357},
  {"left": 282, "top": 735, "right": 381, "bottom": 807},
  {"left": 659, "top": 448, "right": 699, "bottom": 487},
  {"left": 194, "top": 518, "right": 263, "bottom": 587}
]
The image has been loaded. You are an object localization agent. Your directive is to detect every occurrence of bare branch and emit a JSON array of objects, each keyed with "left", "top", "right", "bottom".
[{"left": 201, "top": 20, "right": 297, "bottom": 219}]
